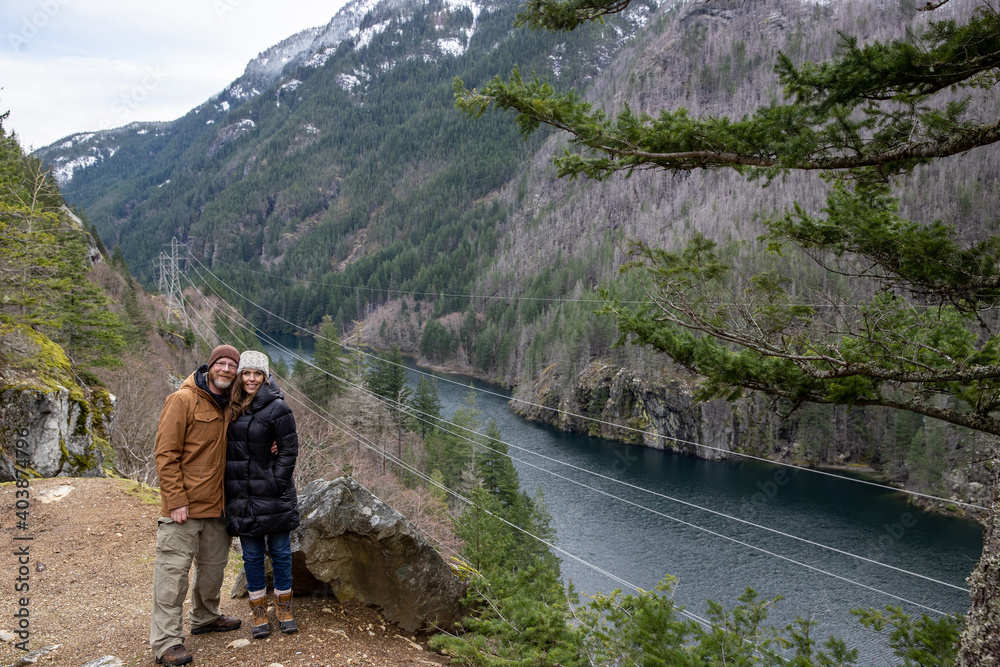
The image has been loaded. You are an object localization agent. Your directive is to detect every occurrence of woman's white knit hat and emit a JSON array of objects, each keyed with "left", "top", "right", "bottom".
[{"left": 236, "top": 350, "right": 269, "bottom": 377}]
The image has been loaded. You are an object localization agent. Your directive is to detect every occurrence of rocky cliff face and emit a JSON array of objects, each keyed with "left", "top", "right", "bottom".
[
  {"left": 0, "top": 323, "right": 114, "bottom": 481},
  {"left": 512, "top": 358, "right": 994, "bottom": 513},
  {"left": 512, "top": 359, "right": 743, "bottom": 459}
]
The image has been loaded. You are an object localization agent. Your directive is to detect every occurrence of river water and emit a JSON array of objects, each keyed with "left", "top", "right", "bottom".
[
  {"left": 263, "top": 336, "right": 984, "bottom": 661},
  {"left": 417, "top": 367, "right": 984, "bottom": 662}
]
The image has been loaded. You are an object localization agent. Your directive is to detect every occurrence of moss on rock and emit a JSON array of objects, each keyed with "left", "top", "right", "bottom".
[
  {"left": 0, "top": 322, "right": 115, "bottom": 480},
  {"left": 89, "top": 387, "right": 114, "bottom": 441},
  {"left": 0, "top": 322, "right": 83, "bottom": 402},
  {"left": 94, "top": 437, "right": 115, "bottom": 473}
]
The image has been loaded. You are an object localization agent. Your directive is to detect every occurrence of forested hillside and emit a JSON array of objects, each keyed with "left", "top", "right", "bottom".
[
  {"left": 0, "top": 111, "right": 174, "bottom": 482},
  {"left": 36, "top": 0, "right": 1000, "bottom": 504},
  {"left": 0, "top": 114, "right": 134, "bottom": 370},
  {"left": 467, "top": 0, "right": 1000, "bottom": 507},
  {"left": 38, "top": 0, "right": 645, "bottom": 327}
]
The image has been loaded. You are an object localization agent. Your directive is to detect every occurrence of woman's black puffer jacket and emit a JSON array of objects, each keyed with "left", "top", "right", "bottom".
[{"left": 224, "top": 377, "right": 300, "bottom": 537}]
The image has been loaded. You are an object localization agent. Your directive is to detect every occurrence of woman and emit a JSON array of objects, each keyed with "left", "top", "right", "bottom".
[{"left": 224, "top": 350, "right": 300, "bottom": 638}]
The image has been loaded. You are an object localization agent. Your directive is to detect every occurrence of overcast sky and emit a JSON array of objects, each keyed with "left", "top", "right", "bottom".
[{"left": 0, "top": 0, "right": 351, "bottom": 150}]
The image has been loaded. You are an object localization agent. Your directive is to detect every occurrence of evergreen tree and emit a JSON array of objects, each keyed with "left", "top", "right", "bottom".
[
  {"left": 365, "top": 344, "right": 413, "bottom": 460},
  {"left": 477, "top": 419, "right": 521, "bottom": 509},
  {"left": 271, "top": 355, "right": 290, "bottom": 381},
  {"left": 302, "top": 315, "right": 346, "bottom": 403},
  {"left": 56, "top": 238, "right": 128, "bottom": 366},
  {"left": 110, "top": 245, "right": 128, "bottom": 272},
  {"left": 454, "top": 485, "right": 518, "bottom": 573},
  {"left": 525, "top": 486, "right": 560, "bottom": 574},
  {"left": 0, "top": 115, "right": 126, "bottom": 368},
  {"left": 366, "top": 345, "right": 412, "bottom": 417},
  {"left": 291, "top": 352, "right": 310, "bottom": 387},
  {"left": 424, "top": 427, "right": 469, "bottom": 493},
  {"left": 118, "top": 279, "right": 151, "bottom": 351},
  {"left": 457, "top": 1, "right": 1000, "bottom": 659},
  {"left": 410, "top": 375, "right": 444, "bottom": 436},
  {"left": 473, "top": 418, "right": 561, "bottom": 573},
  {"left": 419, "top": 320, "right": 455, "bottom": 362}
]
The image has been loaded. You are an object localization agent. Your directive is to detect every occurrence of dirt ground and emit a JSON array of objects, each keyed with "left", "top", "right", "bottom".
[{"left": 0, "top": 477, "right": 453, "bottom": 667}]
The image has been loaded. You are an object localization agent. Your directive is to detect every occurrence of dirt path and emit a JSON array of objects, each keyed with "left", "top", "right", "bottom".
[{"left": 0, "top": 478, "right": 452, "bottom": 667}]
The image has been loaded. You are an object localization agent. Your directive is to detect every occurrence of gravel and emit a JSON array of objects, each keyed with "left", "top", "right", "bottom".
[{"left": 0, "top": 478, "right": 452, "bottom": 667}]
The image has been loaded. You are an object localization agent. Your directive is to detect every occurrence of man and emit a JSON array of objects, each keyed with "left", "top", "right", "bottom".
[{"left": 150, "top": 345, "right": 244, "bottom": 666}]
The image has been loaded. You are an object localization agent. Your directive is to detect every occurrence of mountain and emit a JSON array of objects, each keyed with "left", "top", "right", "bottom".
[
  {"left": 36, "top": 0, "right": 646, "bottom": 319},
  {"left": 35, "top": 0, "right": 1000, "bottom": 503}
]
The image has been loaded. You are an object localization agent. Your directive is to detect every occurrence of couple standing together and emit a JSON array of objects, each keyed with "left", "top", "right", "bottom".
[{"left": 150, "top": 345, "right": 301, "bottom": 666}]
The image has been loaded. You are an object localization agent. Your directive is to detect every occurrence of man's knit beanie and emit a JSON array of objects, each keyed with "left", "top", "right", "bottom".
[{"left": 208, "top": 345, "right": 241, "bottom": 368}]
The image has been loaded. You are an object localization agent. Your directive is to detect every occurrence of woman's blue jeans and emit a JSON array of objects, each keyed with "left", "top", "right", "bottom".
[{"left": 240, "top": 532, "right": 292, "bottom": 592}]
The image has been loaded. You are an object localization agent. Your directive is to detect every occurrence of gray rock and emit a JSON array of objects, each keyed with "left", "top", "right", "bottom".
[
  {"left": 12, "top": 644, "right": 60, "bottom": 666},
  {"left": 80, "top": 657, "right": 123, "bottom": 667},
  {"left": 232, "top": 477, "right": 465, "bottom": 632},
  {"left": 513, "top": 359, "right": 729, "bottom": 457},
  {"left": 0, "top": 384, "right": 110, "bottom": 480},
  {"left": 0, "top": 323, "right": 113, "bottom": 481}
]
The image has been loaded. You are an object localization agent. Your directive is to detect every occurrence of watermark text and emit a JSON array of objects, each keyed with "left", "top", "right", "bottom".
[
  {"left": 8, "top": 0, "right": 71, "bottom": 52},
  {"left": 12, "top": 426, "right": 32, "bottom": 651}
]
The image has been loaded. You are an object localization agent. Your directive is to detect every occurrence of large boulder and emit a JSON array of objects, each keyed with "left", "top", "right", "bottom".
[{"left": 233, "top": 477, "right": 466, "bottom": 633}]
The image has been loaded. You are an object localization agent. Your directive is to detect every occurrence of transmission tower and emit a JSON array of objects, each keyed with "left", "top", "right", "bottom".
[{"left": 156, "top": 237, "right": 188, "bottom": 328}]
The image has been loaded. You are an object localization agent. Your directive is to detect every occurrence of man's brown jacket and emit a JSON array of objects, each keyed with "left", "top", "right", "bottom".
[{"left": 154, "top": 371, "right": 229, "bottom": 518}]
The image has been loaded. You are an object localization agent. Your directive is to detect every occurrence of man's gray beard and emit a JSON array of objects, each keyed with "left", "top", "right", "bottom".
[{"left": 212, "top": 377, "right": 233, "bottom": 391}]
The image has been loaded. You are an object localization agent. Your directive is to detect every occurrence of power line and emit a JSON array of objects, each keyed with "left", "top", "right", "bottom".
[
  {"left": 197, "top": 250, "right": 845, "bottom": 309},
  {"left": 271, "top": 372, "right": 717, "bottom": 629},
  {"left": 182, "top": 302, "right": 461, "bottom": 560},
  {"left": 185, "top": 252, "right": 988, "bottom": 512},
  {"left": 247, "top": 304, "right": 966, "bottom": 593},
  {"left": 188, "top": 252, "right": 624, "bottom": 305},
  {"left": 186, "top": 277, "right": 964, "bottom": 615},
  {"left": 287, "top": 386, "right": 723, "bottom": 627},
  {"left": 185, "top": 296, "right": 718, "bottom": 629},
  {"left": 187, "top": 283, "right": 972, "bottom": 667},
  {"left": 186, "top": 267, "right": 983, "bottom": 601},
  {"left": 273, "top": 348, "right": 967, "bottom": 609}
]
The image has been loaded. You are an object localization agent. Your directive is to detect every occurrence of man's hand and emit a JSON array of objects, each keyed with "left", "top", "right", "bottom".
[
  {"left": 170, "top": 505, "right": 189, "bottom": 523},
  {"left": 271, "top": 441, "right": 278, "bottom": 455}
]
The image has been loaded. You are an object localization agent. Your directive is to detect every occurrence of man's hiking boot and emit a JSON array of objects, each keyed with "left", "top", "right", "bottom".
[
  {"left": 249, "top": 596, "right": 271, "bottom": 639},
  {"left": 275, "top": 592, "right": 298, "bottom": 634},
  {"left": 155, "top": 643, "right": 193, "bottom": 666},
  {"left": 190, "top": 614, "right": 242, "bottom": 635}
]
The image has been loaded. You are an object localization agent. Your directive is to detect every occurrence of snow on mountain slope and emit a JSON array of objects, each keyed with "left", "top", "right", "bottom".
[
  {"left": 36, "top": 0, "right": 495, "bottom": 183},
  {"left": 226, "top": 26, "right": 325, "bottom": 100}
]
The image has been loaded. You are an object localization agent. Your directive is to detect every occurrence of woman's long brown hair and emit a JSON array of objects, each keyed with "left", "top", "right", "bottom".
[{"left": 226, "top": 372, "right": 265, "bottom": 422}]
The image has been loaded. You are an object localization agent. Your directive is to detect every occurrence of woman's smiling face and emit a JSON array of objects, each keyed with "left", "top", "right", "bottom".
[{"left": 241, "top": 369, "right": 265, "bottom": 395}]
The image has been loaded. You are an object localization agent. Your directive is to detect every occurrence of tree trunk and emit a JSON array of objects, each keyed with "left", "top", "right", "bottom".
[{"left": 958, "top": 458, "right": 1000, "bottom": 666}]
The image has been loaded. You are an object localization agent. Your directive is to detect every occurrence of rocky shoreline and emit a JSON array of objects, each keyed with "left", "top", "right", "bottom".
[
  {"left": 376, "top": 351, "right": 991, "bottom": 524},
  {"left": 506, "top": 358, "right": 993, "bottom": 525}
]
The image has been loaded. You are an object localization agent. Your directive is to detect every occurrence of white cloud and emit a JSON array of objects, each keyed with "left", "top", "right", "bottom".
[{"left": 0, "top": 0, "right": 350, "bottom": 148}]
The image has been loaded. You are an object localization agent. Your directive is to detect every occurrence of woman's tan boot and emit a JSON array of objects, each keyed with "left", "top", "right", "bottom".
[
  {"left": 249, "top": 596, "right": 271, "bottom": 639},
  {"left": 274, "top": 591, "right": 298, "bottom": 634}
]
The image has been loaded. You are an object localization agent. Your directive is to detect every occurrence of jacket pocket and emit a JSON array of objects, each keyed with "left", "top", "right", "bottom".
[
  {"left": 184, "top": 464, "right": 220, "bottom": 508},
  {"left": 267, "top": 464, "right": 285, "bottom": 497},
  {"left": 187, "top": 411, "right": 222, "bottom": 454},
  {"left": 194, "top": 410, "right": 219, "bottom": 423}
]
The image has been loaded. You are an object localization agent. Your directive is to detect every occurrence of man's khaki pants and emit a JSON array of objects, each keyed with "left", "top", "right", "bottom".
[{"left": 149, "top": 517, "right": 230, "bottom": 659}]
